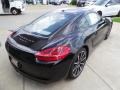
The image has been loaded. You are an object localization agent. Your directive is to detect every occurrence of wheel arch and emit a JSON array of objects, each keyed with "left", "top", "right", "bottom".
[
  {"left": 10, "top": 7, "right": 21, "bottom": 15},
  {"left": 97, "top": 11, "right": 102, "bottom": 16},
  {"left": 10, "top": 7, "right": 17, "bottom": 11}
]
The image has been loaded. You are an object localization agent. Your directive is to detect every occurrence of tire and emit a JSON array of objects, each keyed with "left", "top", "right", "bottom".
[
  {"left": 11, "top": 8, "right": 19, "bottom": 15},
  {"left": 68, "top": 48, "right": 88, "bottom": 79},
  {"left": 118, "top": 11, "right": 120, "bottom": 17},
  {"left": 97, "top": 11, "right": 102, "bottom": 16}
]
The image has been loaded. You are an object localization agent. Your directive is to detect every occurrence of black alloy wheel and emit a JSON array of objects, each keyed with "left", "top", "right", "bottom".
[{"left": 68, "top": 48, "right": 87, "bottom": 79}]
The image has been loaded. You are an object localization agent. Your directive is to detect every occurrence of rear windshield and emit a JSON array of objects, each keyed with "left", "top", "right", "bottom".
[{"left": 23, "top": 12, "right": 74, "bottom": 36}]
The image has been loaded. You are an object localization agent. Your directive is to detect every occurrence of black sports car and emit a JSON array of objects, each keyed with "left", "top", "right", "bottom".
[{"left": 5, "top": 8, "right": 113, "bottom": 83}]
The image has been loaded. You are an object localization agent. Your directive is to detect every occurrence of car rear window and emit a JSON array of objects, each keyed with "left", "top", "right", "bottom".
[{"left": 23, "top": 12, "right": 74, "bottom": 36}]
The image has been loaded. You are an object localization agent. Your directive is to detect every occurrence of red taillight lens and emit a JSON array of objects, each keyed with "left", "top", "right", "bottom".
[{"left": 35, "top": 45, "right": 70, "bottom": 62}]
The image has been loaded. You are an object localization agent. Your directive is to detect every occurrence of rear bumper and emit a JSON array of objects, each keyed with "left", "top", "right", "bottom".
[
  {"left": 6, "top": 42, "right": 73, "bottom": 83},
  {"left": 9, "top": 55, "right": 72, "bottom": 83}
]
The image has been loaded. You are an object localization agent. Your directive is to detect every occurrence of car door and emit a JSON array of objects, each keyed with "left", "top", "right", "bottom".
[
  {"left": 85, "top": 13, "right": 108, "bottom": 46},
  {"left": 76, "top": 13, "right": 97, "bottom": 49},
  {"left": 104, "top": 1, "right": 120, "bottom": 16}
]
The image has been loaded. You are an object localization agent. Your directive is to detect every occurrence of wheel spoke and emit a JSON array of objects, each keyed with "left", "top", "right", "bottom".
[
  {"left": 81, "top": 56, "right": 86, "bottom": 62},
  {"left": 73, "top": 64, "right": 80, "bottom": 76},
  {"left": 75, "top": 67, "right": 79, "bottom": 75},
  {"left": 80, "top": 62, "right": 85, "bottom": 66},
  {"left": 73, "top": 66, "right": 78, "bottom": 75},
  {"left": 74, "top": 62, "right": 79, "bottom": 65},
  {"left": 77, "top": 55, "right": 80, "bottom": 62},
  {"left": 80, "top": 51, "right": 86, "bottom": 62},
  {"left": 78, "top": 65, "right": 82, "bottom": 72}
]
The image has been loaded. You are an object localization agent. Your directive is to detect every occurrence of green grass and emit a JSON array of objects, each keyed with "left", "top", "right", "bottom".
[{"left": 112, "top": 17, "right": 120, "bottom": 23}]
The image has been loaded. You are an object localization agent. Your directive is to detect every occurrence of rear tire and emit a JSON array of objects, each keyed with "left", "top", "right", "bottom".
[
  {"left": 11, "top": 8, "right": 19, "bottom": 15},
  {"left": 68, "top": 48, "right": 87, "bottom": 79}
]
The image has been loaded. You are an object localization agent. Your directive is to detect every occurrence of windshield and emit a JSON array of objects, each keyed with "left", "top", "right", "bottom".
[
  {"left": 23, "top": 12, "right": 74, "bottom": 36},
  {"left": 94, "top": 0, "right": 108, "bottom": 5}
]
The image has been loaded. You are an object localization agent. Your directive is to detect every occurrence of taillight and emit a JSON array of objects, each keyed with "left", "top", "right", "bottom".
[{"left": 35, "top": 45, "right": 70, "bottom": 62}]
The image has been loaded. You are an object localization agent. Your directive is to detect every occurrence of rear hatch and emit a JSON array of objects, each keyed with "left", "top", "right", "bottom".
[
  {"left": 12, "top": 30, "right": 49, "bottom": 51},
  {"left": 6, "top": 30, "right": 49, "bottom": 64}
]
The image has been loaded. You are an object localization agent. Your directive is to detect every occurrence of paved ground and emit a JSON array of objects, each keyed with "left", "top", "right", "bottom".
[{"left": 0, "top": 5, "right": 120, "bottom": 90}]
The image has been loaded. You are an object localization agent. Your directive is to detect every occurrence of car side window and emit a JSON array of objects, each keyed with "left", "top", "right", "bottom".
[
  {"left": 86, "top": 13, "right": 101, "bottom": 26},
  {"left": 62, "top": 17, "right": 89, "bottom": 34},
  {"left": 79, "top": 17, "right": 89, "bottom": 28}
]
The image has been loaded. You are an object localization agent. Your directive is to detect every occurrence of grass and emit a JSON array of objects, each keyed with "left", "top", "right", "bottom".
[{"left": 112, "top": 17, "right": 120, "bottom": 23}]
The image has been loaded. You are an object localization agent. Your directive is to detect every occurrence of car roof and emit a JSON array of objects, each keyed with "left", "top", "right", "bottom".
[{"left": 54, "top": 8, "right": 91, "bottom": 16}]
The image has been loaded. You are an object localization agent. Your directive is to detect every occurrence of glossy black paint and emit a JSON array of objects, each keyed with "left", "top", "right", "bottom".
[{"left": 5, "top": 8, "right": 113, "bottom": 83}]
